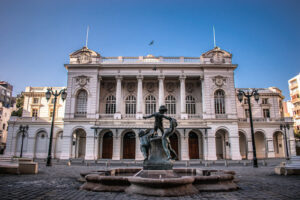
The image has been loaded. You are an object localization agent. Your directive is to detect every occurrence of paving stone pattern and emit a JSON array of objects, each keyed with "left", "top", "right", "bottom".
[{"left": 1, "top": 160, "right": 300, "bottom": 200}]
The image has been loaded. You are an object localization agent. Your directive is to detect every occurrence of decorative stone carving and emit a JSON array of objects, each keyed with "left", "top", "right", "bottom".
[
  {"left": 213, "top": 75, "right": 226, "bottom": 87},
  {"left": 166, "top": 82, "right": 175, "bottom": 93},
  {"left": 75, "top": 75, "right": 90, "bottom": 87},
  {"left": 127, "top": 82, "right": 136, "bottom": 92},
  {"left": 69, "top": 46, "right": 100, "bottom": 64},
  {"left": 201, "top": 46, "right": 232, "bottom": 64},
  {"left": 146, "top": 82, "right": 155, "bottom": 93},
  {"left": 106, "top": 82, "right": 115, "bottom": 92},
  {"left": 186, "top": 83, "right": 194, "bottom": 93}
]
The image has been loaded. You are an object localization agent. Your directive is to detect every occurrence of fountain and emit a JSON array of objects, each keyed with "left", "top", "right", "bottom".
[{"left": 80, "top": 106, "right": 238, "bottom": 196}]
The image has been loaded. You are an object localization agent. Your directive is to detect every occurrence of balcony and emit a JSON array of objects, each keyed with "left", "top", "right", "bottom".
[
  {"left": 292, "top": 98, "right": 300, "bottom": 104},
  {"left": 215, "top": 114, "right": 227, "bottom": 119},
  {"left": 238, "top": 117, "right": 290, "bottom": 123}
]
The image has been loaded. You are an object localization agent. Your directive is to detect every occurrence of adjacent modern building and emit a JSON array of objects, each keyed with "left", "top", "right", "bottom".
[
  {"left": 288, "top": 73, "right": 300, "bottom": 132},
  {"left": 0, "top": 81, "right": 13, "bottom": 108},
  {"left": 0, "top": 81, "right": 16, "bottom": 153},
  {"left": 5, "top": 46, "right": 296, "bottom": 161}
]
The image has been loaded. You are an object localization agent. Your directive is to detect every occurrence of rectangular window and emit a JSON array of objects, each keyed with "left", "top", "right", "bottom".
[
  {"left": 33, "top": 98, "right": 39, "bottom": 104},
  {"left": 262, "top": 98, "right": 268, "bottom": 104},
  {"left": 243, "top": 98, "right": 248, "bottom": 104},
  {"left": 263, "top": 109, "right": 270, "bottom": 118},
  {"left": 32, "top": 108, "right": 38, "bottom": 117},
  {"left": 245, "top": 109, "right": 249, "bottom": 118}
]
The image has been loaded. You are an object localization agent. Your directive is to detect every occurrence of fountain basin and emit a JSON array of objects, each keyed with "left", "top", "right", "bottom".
[{"left": 80, "top": 168, "right": 238, "bottom": 196}]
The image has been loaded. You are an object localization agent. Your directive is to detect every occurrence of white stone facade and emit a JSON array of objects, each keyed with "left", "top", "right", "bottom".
[{"left": 5, "top": 47, "right": 296, "bottom": 161}]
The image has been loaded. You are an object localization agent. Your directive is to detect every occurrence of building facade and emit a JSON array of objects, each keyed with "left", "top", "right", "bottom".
[
  {"left": 0, "top": 81, "right": 13, "bottom": 108},
  {"left": 5, "top": 46, "right": 296, "bottom": 160},
  {"left": 288, "top": 73, "right": 300, "bottom": 132}
]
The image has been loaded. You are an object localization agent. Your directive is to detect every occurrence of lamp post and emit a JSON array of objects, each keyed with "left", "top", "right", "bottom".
[
  {"left": 19, "top": 125, "right": 29, "bottom": 158},
  {"left": 237, "top": 89, "right": 259, "bottom": 168},
  {"left": 280, "top": 123, "right": 290, "bottom": 160},
  {"left": 45, "top": 88, "right": 67, "bottom": 166}
]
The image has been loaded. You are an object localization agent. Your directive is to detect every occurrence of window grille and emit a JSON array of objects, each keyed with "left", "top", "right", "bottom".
[
  {"left": 32, "top": 108, "right": 38, "bottom": 117},
  {"left": 262, "top": 98, "right": 268, "bottom": 104},
  {"left": 105, "top": 95, "right": 116, "bottom": 114},
  {"left": 245, "top": 109, "right": 249, "bottom": 118},
  {"left": 186, "top": 95, "right": 196, "bottom": 114},
  {"left": 214, "top": 90, "right": 225, "bottom": 114},
  {"left": 165, "top": 95, "right": 176, "bottom": 114},
  {"left": 263, "top": 109, "right": 270, "bottom": 118},
  {"left": 145, "top": 95, "right": 156, "bottom": 114},
  {"left": 76, "top": 90, "right": 87, "bottom": 116},
  {"left": 33, "top": 98, "right": 39, "bottom": 104},
  {"left": 125, "top": 95, "right": 136, "bottom": 114}
]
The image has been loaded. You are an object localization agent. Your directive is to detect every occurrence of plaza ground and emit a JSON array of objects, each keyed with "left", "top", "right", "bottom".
[{"left": 0, "top": 159, "right": 300, "bottom": 200}]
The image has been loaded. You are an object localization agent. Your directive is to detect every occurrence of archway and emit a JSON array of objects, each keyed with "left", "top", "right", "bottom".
[
  {"left": 239, "top": 131, "right": 247, "bottom": 159},
  {"left": 123, "top": 131, "right": 136, "bottom": 159},
  {"left": 15, "top": 132, "right": 28, "bottom": 156},
  {"left": 273, "top": 131, "right": 285, "bottom": 158},
  {"left": 169, "top": 133, "right": 179, "bottom": 160},
  {"left": 71, "top": 129, "right": 86, "bottom": 159},
  {"left": 54, "top": 131, "right": 63, "bottom": 159},
  {"left": 215, "top": 129, "right": 230, "bottom": 160},
  {"left": 102, "top": 131, "right": 113, "bottom": 159},
  {"left": 188, "top": 131, "right": 203, "bottom": 159},
  {"left": 34, "top": 131, "right": 48, "bottom": 158},
  {"left": 254, "top": 131, "right": 266, "bottom": 158}
]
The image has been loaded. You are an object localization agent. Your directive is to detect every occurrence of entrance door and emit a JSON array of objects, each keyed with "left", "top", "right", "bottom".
[
  {"left": 169, "top": 134, "right": 179, "bottom": 160},
  {"left": 189, "top": 132, "right": 199, "bottom": 159},
  {"left": 123, "top": 132, "right": 136, "bottom": 159},
  {"left": 102, "top": 132, "right": 113, "bottom": 159}
]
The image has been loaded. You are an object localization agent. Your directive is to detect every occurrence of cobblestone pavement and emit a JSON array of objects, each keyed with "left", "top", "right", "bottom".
[{"left": 1, "top": 160, "right": 300, "bottom": 200}]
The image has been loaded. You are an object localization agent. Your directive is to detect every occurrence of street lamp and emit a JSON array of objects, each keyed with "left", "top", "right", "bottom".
[
  {"left": 19, "top": 125, "right": 29, "bottom": 158},
  {"left": 45, "top": 88, "right": 67, "bottom": 166},
  {"left": 280, "top": 123, "right": 290, "bottom": 160},
  {"left": 237, "top": 89, "right": 259, "bottom": 168}
]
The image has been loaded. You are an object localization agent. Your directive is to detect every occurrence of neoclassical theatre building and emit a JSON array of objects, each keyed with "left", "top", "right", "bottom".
[{"left": 5, "top": 46, "right": 296, "bottom": 161}]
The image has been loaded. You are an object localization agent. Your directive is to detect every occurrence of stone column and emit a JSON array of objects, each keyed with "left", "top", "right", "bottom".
[
  {"left": 180, "top": 75, "right": 188, "bottom": 119},
  {"left": 247, "top": 139, "right": 253, "bottom": 160},
  {"left": 95, "top": 76, "right": 101, "bottom": 119},
  {"left": 158, "top": 75, "right": 165, "bottom": 107},
  {"left": 206, "top": 129, "right": 217, "bottom": 160},
  {"left": 114, "top": 76, "right": 122, "bottom": 119},
  {"left": 112, "top": 129, "right": 121, "bottom": 160},
  {"left": 85, "top": 132, "right": 95, "bottom": 160},
  {"left": 135, "top": 131, "right": 143, "bottom": 160},
  {"left": 267, "top": 138, "right": 275, "bottom": 158},
  {"left": 288, "top": 128, "right": 296, "bottom": 156},
  {"left": 180, "top": 130, "right": 189, "bottom": 160},
  {"left": 229, "top": 136, "right": 242, "bottom": 160},
  {"left": 136, "top": 75, "right": 143, "bottom": 119}
]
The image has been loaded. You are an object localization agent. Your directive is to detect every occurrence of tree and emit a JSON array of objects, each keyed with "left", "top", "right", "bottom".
[{"left": 11, "top": 93, "right": 24, "bottom": 117}]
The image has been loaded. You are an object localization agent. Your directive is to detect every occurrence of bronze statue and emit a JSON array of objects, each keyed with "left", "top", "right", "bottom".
[
  {"left": 143, "top": 105, "right": 171, "bottom": 136},
  {"left": 162, "top": 118, "right": 178, "bottom": 160},
  {"left": 138, "top": 129, "right": 154, "bottom": 160}
]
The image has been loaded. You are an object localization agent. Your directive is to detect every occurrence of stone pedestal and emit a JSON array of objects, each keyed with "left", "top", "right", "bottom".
[{"left": 143, "top": 137, "right": 173, "bottom": 170}]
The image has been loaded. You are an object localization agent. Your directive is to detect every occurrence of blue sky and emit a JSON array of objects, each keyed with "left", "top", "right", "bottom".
[{"left": 0, "top": 0, "right": 299, "bottom": 99}]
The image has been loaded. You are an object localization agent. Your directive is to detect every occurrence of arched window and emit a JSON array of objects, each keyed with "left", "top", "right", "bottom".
[
  {"left": 145, "top": 95, "right": 156, "bottom": 114},
  {"left": 214, "top": 90, "right": 225, "bottom": 114},
  {"left": 106, "top": 95, "right": 116, "bottom": 114},
  {"left": 125, "top": 95, "right": 136, "bottom": 115},
  {"left": 165, "top": 95, "right": 176, "bottom": 114},
  {"left": 76, "top": 90, "right": 87, "bottom": 116},
  {"left": 186, "top": 95, "right": 196, "bottom": 114}
]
